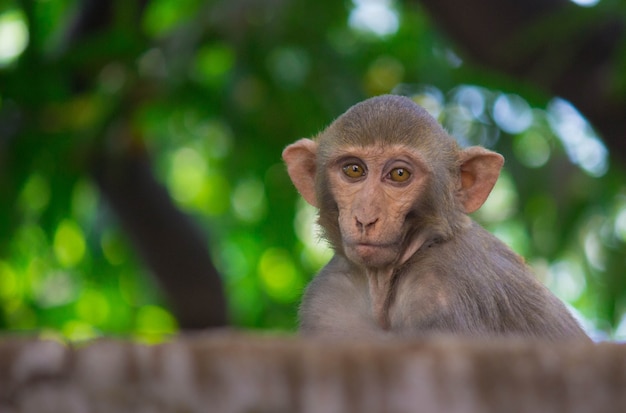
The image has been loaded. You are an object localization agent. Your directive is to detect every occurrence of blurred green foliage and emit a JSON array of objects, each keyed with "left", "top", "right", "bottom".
[{"left": 1, "top": 0, "right": 626, "bottom": 341}]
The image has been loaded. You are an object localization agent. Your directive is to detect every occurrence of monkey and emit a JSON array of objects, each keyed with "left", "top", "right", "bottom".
[{"left": 282, "top": 94, "right": 590, "bottom": 341}]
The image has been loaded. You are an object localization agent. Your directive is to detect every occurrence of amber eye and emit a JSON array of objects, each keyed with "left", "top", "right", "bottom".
[
  {"left": 342, "top": 164, "right": 365, "bottom": 178},
  {"left": 389, "top": 168, "right": 411, "bottom": 182}
]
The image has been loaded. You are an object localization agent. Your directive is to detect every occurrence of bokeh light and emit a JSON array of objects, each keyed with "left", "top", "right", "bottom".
[
  {"left": 0, "top": 9, "right": 28, "bottom": 67},
  {"left": 349, "top": 0, "right": 399, "bottom": 37},
  {"left": 548, "top": 98, "right": 608, "bottom": 177}
]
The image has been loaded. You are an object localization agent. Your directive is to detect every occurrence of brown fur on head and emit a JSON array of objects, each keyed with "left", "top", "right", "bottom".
[{"left": 283, "top": 95, "right": 503, "bottom": 269}]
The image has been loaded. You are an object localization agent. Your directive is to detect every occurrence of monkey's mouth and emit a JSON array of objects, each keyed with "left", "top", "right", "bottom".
[
  {"left": 352, "top": 242, "right": 397, "bottom": 257},
  {"left": 355, "top": 242, "right": 387, "bottom": 249}
]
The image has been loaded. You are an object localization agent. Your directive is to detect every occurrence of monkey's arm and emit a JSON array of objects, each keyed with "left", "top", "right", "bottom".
[{"left": 299, "top": 256, "right": 389, "bottom": 339}]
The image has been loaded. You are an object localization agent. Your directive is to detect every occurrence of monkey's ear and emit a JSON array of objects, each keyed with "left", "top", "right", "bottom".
[
  {"left": 458, "top": 147, "right": 504, "bottom": 214},
  {"left": 282, "top": 138, "right": 319, "bottom": 208}
]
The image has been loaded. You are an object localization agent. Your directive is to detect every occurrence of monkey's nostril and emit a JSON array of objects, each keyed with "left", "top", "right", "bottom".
[{"left": 355, "top": 217, "right": 378, "bottom": 231}]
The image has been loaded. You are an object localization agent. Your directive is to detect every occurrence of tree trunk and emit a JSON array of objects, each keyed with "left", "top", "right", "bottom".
[
  {"left": 62, "top": 0, "right": 228, "bottom": 329},
  {"left": 92, "top": 148, "right": 228, "bottom": 329}
]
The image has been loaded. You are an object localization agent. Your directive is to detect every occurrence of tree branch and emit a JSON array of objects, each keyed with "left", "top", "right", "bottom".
[{"left": 418, "top": 0, "right": 626, "bottom": 159}]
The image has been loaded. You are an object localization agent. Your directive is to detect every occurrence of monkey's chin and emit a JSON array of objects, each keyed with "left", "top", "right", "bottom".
[{"left": 346, "top": 244, "right": 399, "bottom": 269}]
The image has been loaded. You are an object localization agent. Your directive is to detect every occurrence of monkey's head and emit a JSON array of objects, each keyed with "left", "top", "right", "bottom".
[{"left": 283, "top": 95, "right": 503, "bottom": 270}]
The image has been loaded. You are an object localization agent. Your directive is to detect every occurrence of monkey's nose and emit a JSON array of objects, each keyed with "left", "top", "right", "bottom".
[{"left": 355, "top": 216, "right": 379, "bottom": 232}]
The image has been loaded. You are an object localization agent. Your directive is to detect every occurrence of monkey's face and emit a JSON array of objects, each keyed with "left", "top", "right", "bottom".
[
  {"left": 326, "top": 144, "right": 429, "bottom": 269},
  {"left": 283, "top": 96, "right": 505, "bottom": 271}
]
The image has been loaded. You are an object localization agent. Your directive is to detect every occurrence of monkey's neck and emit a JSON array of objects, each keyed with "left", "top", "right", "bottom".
[
  {"left": 364, "top": 231, "right": 433, "bottom": 329},
  {"left": 366, "top": 269, "right": 396, "bottom": 330}
]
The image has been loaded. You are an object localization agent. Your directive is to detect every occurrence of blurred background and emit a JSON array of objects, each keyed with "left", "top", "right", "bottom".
[{"left": 1, "top": 0, "right": 625, "bottom": 342}]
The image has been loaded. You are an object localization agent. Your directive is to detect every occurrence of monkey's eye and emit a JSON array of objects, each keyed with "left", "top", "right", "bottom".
[
  {"left": 342, "top": 164, "right": 365, "bottom": 178},
  {"left": 389, "top": 168, "right": 411, "bottom": 182}
]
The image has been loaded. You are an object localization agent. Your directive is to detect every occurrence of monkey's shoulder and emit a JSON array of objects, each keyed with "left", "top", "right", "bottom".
[
  {"left": 406, "top": 222, "right": 551, "bottom": 306},
  {"left": 301, "top": 256, "right": 369, "bottom": 303},
  {"left": 299, "top": 256, "right": 381, "bottom": 337},
  {"left": 432, "top": 221, "right": 533, "bottom": 277}
]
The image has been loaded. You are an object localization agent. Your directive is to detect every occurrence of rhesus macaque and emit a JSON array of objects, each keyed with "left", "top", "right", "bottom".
[{"left": 283, "top": 95, "right": 589, "bottom": 341}]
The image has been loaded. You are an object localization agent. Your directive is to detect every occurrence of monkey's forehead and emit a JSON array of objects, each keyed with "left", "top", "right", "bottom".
[
  {"left": 325, "top": 143, "right": 422, "bottom": 157},
  {"left": 316, "top": 122, "right": 457, "bottom": 156},
  {"left": 318, "top": 113, "right": 453, "bottom": 151}
]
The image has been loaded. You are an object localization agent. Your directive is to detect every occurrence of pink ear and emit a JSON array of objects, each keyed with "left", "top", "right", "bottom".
[
  {"left": 459, "top": 147, "right": 504, "bottom": 213},
  {"left": 282, "top": 139, "right": 318, "bottom": 207}
]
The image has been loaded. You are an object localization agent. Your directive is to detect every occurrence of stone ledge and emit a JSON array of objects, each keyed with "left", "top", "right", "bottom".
[{"left": 0, "top": 331, "right": 623, "bottom": 412}]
